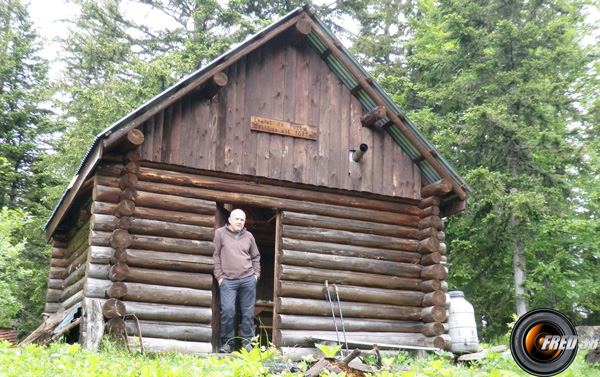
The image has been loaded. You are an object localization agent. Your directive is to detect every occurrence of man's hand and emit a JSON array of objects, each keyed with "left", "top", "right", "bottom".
[
  {"left": 218, "top": 279, "right": 223, "bottom": 286},
  {"left": 254, "top": 275, "right": 259, "bottom": 282}
]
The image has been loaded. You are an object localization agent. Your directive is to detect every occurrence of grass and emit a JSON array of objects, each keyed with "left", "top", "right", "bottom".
[{"left": 1, "top": 340, "right": 599, "bottom": 376}]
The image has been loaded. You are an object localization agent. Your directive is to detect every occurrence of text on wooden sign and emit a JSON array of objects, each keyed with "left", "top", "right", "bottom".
[{"left": 250, "top": 116, "right": 317, "bottom": 141}]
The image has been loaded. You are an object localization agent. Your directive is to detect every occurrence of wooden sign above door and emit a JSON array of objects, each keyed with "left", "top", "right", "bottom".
[{"left": 250, "top": 116, "right": 317, "bottom": 141}]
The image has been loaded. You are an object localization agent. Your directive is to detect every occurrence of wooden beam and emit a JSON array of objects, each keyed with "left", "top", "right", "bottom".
[
  {"left": 306, "top": 17, "right": 467, "bottom": 201},
  {"left": 202, "top": 72, "right": 228, "bottom": 99},
  {"left": 288, "top": 18, "right": 312, "bottom": 45},
  {"left": 360, "top": 106, "right": 387, "bottom": 127}
]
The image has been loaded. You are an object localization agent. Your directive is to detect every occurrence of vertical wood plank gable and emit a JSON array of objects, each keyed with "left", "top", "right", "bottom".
[
  {"left": 161, "top": 106, "right": 173, "bottom": 163},
  {"left": 170, "top": 101, "right": 182, "bottom": 164},
  {"left": 256, "top": 45, "right": 273, "bottom": 178},
  {"left": 316, "top": 61, "right": 331, "bottom": 187},
  {"left": 281, "top": 44, "right": 297, "bottom": 182},
  {"left": 243, "top": 49, "right": 261, "bottom": 176},
  {"left": 233, "top": 57, "right": 247, "bottom": 175},
  {"left": 306, "top": 43, "right": 321, "bottom": 186},
  {"left": 292, "top": 43, "right": 309, "bottom": 183},
  {"left": 223, "top": 63, "right": 237, "bottom": 171},
  {"left": 152, "top": 110, "right": 164, "bottom": 162},
  {"left": 268, "top": 41, "right": 286, "bottom": 178},
  {"left": 328, "top": 70, "right": 342, "bottom": 188}
]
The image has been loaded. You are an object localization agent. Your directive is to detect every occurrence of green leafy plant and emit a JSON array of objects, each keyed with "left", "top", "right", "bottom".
[{"left": 316, "top": 343, "right": 343, "bottom": 358}]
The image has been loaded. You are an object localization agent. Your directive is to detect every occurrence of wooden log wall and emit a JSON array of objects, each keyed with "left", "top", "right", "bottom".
[
  {"left": 417, "top": 180, "right": 451, "bottom": 343},
  {"left": 276, "top": 206, "right": 451, "bottom": 350},
  {"left": 88, "top": 159, "right": 452, "bottom": 351},
  {"left": 45, "top": 207, "right": 92, "bottom": 315},
  {"left": 84, "top": 149, "right": 216, "bottom": 352}
]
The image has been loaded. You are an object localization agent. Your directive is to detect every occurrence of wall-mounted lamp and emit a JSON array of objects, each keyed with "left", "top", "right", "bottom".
[{"left": 351, "top": 144, "right": 369, "bottom": 162}]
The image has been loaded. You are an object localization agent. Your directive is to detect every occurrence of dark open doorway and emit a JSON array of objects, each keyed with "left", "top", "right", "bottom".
[{"left": 213, "top": 203, "right": 277, "bottom": 350}]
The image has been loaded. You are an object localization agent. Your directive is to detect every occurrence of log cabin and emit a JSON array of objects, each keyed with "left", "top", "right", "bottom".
[{"left": 41, "top": 5, "right": 471, "bottom": 355}]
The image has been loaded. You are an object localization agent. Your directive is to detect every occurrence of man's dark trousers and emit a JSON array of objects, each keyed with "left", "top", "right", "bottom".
[{"left": 220, "top": 275, "right": 256, "bottom": 347}]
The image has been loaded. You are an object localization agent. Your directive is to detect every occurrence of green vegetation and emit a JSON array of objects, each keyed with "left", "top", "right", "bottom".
[{"left": 1, "top": 341, "right": 598, "bottom": 376}]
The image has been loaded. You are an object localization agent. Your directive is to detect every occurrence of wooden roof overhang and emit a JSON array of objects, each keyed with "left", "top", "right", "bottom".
[{"left": 44, "top": 5, "right": 470, "bottom": 241}]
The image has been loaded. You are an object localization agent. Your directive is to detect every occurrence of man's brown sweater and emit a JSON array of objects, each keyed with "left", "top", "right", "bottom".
[{"left": 213, "top": 225, "right": 261, "bottom": 281}]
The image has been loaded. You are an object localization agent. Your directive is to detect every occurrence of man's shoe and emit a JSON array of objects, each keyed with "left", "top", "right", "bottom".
[
  {"left": 218, "top": 343, "right": 232, "bottom": 353},
  {"left": 243, "top": 343, "right": 253, "bottom": 352}
]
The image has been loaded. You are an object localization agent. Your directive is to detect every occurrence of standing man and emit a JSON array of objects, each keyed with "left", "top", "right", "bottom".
[{"left": 213, "top": 209, "right": 261, "bottom": 353}]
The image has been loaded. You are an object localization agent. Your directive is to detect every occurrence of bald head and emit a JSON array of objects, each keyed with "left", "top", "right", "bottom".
[{"left": 228, "top": 209, "right": 246, "bottom": 232}]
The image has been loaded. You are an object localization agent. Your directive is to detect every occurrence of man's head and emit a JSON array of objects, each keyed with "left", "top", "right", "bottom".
[{"left": 228, "top": 209, "right": 246, "bottom": 232}]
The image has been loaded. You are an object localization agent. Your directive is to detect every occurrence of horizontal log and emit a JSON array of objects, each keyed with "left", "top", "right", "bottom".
[
  {"left": 419, "top": 216, "right": 444, "bottom": 231},
  {"left": 119, "top": 129, "right": 145, "bottom": 152},
  {"left": 289, "top": 18, "right": 312, "bottom": 45},
  {"left": 417, "top": 237, "right": 440, "bottom": 255},
  {"left": 65, "top": 246, "right": 89, "bottom": 277},
  {"left": 421, "top": 306, "right": 447, "bottom": 323},
  {"left": 110, "top": 229, "right": 132, "bottom": 249},
  {"left": 127, "top": 218, "right": 214, "bottom": 241},
  {"left": 118, "top": 173, "right": 138, "bottom": 191},
  {"left": 278, "top": 314, "right": 423, "bottom": 333},
  {"left": 94, "top": 164, "right": 419, "bottom": 216},
  {"left": 280, "top": 265, "right": 422, "bottom": 291},
  {"left": 53, "top": 238, "right": 68, "bottom": 247},
  {"left": 123, "top": 161, "right": 140, "bottom": 175},
  {"left": 115, "top": 200, "right": 135, "bottom": 218},
  {"left": 360, "top": 105, "right": 387, "bottom": 127},
  {"left": 94, "top": 184, "right": 216, "bottom": 215},
  {"left": 419, "top": 196, "right": 441, "bottom": 209},
  {"left": 51, "top": 247, "right": 65, "bottom": 258},
  {"left": 281, "top": 249, "right": 422, "bottom": 278},
  {"left": 202, "top": 71, "right": 228, "bottom": 99},
  {"left": 278, "top": 281, "right": 424, "bottom": 307},
  {"left": 130, "top": 235, "right": 215, "bottom": 255},
  {"left": 63, "top": 290, "right": 84, "bottom": 309},
  {"left": 421, "top": 280, "right": 446, "bottom": 293},
  {"left": 60, "top": 277, "right": 84, "bottom": 302},
  {"left": 62, "top": 262, "right": 87, "bottom": 288},
  {"left": 109, "top": 265, "right": 213, "bottom": 290},
  {"left": 125, "top": 149, "right": 141, "bottom": 163},
  {"left": 422, "top": 291, "right": 446, "bottom": 307},
  {"left": 125, "top": 320, "right": 211, "bottom": 342},
  {"left": 50, "top": 258, "right": 68, "bottom": 268},
  {"left": 88, "top": 263, "right": 110, "bottom": 279},
  {"left": 421, "top": 179, "right": 452, "bottom": 198},
  {"left": 49, "top": 267, "right": 66, "bottom": 280},
  {"left": 132, "top": 175, "right": 419, "bottom": 225},
  {"left": 281, "top": 238, "right": 421, "bottom": 263},
  {"left": 420, "top": 252, "right": 442, "bottom": 266},
  {"left": 46, "top": 288, "right": 62, "bottom": 303},
  {"left": 92, "top": 200, "right": 215, "bottom": 227},
  {"left": 278, "top": 330, "right": 443, "bottom": 349},
  {"left": 124, "top": 301, "right": 212, "bottom": 323},
  {"left": 113, "top": 249, "right": 214, "bottom": 273},
  {"left": 420, "top": 265, "right": 448, "bottom": 280},
  {"left": 103, "top": 298, "right": 126, "bottom": 319},
  {"left": 419, "top": 206, "right": 440, "bottom": 219},
  {"left": 109, "top": 263, "right": 130, "bottom": 281},
  {"left": 280, "top": 211, "right": 419, "bottom": 239},
  {"left": 278, "top": 297, "right": 422, "bottom": 321},
  {"left": 45, "top": 302, "right": 62, "bottom": 313},
  {"left": 48, "top": 279, "right": 63, "bottom": 290},
  {"left": 434, "top": 334, "right": 451, "bottom": 350},
  {"left": 89, "top": 246, "right": 113, "bottom": 264},
  {"left": 438, "top": 243, "right": 447, "bottom": 255},
  {"left": 91, "top": 214, "right": 118, "bottom": 232},
  {"left": 417, "top": 227, "right": 445, "bottom": 241},
  {"left": 127, "top": 336, "right": 212, "bottom": 355},
  {"left": 421, "top": 322, "right": 448, "bottom": 337},
  {"left": 282, "top": 225, "right": 418, "bottom": 252},
  {"left": 63, "top": 222, "right": 90, "bottom": 259},
  {"left": 85, "top": 278, "right": 112, "bottom": 298},
  {"left": 107, "top": 281, "right": 212, "bottom": 307}
]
